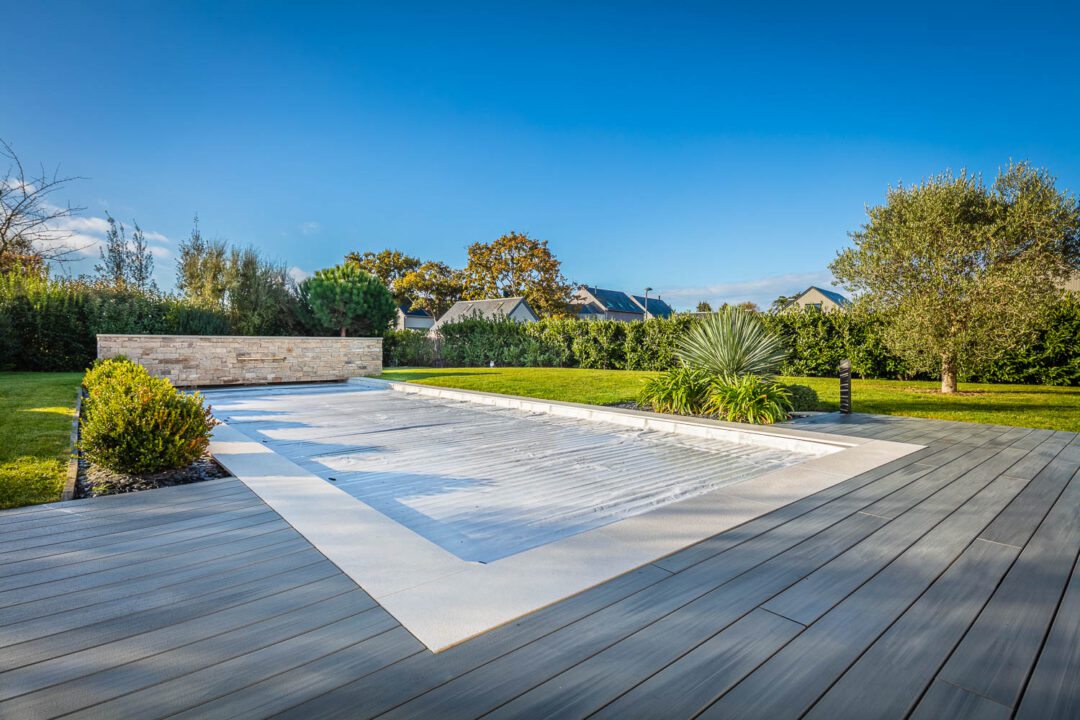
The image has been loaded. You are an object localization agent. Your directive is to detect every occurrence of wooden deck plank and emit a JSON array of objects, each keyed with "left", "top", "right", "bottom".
[
  {"left": 910, "top": 680, "right": 1012, "bottom": 720},
  {"left": 0, "top": 545, "right": 325, "bottom": 648},
  {"left": 263, "top": 566, "right": 668, "bottom": 720},
  {"left": 936, "top": 466, "right": 1080, "bottom": 709},
  {"left": 65, "top": 605, "right": 407, "bottom": 720},
  {"left": 1, "top": 588, "right": 374, "bottom": 719},
  {"left": 0, "top": 410, "right": 1076, "bottom": 719},
  {"left": 0, "top": 536, "right": 313, "bottom": 625},
  {"left": 0, "top": 496, "right": 267, "bottom": 565},
  {"left": 0, "top": 526, "right": 299, "bottom": 609},
  {"left": 980, "top": 436, "right": 1080, "bottom": 547},
  {"left": 590, "top": 608, "right": 803, "bottom": 719},
  {"left": 0, "top": 479, "right": 249, "bottom": 528},
  {"left": 378, "top": 512, "right": 891, "bottom": 719},
  {"left": 0, "top": 486, "right": 256, "bottom": 545},
  {"left": 699, "top": 473, "right": 1028, "bottom": 719},
  {"left": 0, "top": 515, "right": 288, "bottom": 592},
  {"left": 762, "top": 444, "right": 1030, "bottom": 625},
  {"left": 1015, "top": 550, "right": 1080, "bottom": 720},
  {"left": 0, "top": 563, "right": 350, "bottom": 676},
  {"left": 803, "top": 539, "right": 1020, "bottom": 719}
]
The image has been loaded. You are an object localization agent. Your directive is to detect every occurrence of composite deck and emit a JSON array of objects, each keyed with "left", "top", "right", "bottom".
[{"left": 0, "top": 412, "right": 1077, "bottom": 719}]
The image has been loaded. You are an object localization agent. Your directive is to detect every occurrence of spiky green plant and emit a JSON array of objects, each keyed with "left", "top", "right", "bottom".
[
  {"left": 638, "top": 366, "right": 710, "bottom": 415},
  {"left": 677, "top": 307, "right": 788, "bottom": 378},
  {"left": 706, "top": 374, "right": 793, "bottom": 424}
]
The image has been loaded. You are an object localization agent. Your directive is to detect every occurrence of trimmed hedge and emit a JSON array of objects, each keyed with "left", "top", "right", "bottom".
[
  {"left": 435, "top": 315, "right": 698, "bottom": 371},
  {"left": 0, "top": 276, "right": 239, "bottom": 371},
  {"left": 423, "top": 298, "right": 1080, "bottom": 385}
]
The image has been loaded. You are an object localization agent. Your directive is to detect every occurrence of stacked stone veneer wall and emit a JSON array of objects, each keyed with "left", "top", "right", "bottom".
[{"left": 97, "top": 335, "right": 382, "bottom": 387}]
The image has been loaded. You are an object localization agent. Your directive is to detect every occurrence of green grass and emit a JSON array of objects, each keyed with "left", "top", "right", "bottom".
[
  {"left": 0, "top": 372, "right": 84, "bottom": 510},
  {"left": 380, "top": 367, "right": 657, "bottom": 406},
  {"left": 380, "top": 367, "right": 1080, "bottom": 433}
]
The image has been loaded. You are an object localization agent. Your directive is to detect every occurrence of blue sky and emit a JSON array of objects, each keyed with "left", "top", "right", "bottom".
[{"left": 6, "top": 1, "right": 1079, "bottom": 309}]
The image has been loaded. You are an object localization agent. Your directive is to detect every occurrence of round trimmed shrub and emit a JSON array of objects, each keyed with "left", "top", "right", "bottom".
[
  {"left": 784, "top": 383, "right": 820, "bottom": 412},
  {"left": 81, "top": 359, "right": 215, "bottom": 474}
]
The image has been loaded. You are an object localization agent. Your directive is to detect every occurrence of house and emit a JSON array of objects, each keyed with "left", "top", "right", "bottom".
[
  {"left": 783, "top": 285, "right": 850, "bottom": 313},
  {"left": 430, "top": 297, "right": 539, "bottom": 333},
  {"left": 1061, "top": 269, "right": 1080, "bottom": 293},
  {"left": 395, "top": 304, "right": 435, "bottom": 331},
  {"left": 573, "top": 286, "right": 674, "bottom": 321}
]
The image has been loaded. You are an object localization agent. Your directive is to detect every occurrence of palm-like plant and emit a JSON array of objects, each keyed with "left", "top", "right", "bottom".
[{"left": 677, "top": 307, "right": 787, "bottom": 378}]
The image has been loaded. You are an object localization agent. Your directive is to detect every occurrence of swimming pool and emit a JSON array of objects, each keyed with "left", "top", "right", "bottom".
[{"left": 206, "top": 380, "right": 921, "bottom": 650}]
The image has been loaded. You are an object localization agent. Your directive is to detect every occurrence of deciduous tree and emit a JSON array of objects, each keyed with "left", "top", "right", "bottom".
[
  {"left": 0, "top": 139, "right": 85, "bottom": 274},
  {"left": 831, "top": 162, "right": 1080, "bottom": 393},
  {"left": 397, "top": 261, "right": 465, "bottom": 318},
  {"left": 695, "top": 301, "right": 713, "bottom": 313},
  {"left": 462, "top": 231, "right": 572, "bottom": 316},
  {"left": 345, "top": 249, "right": 420, "bottom": 303}
]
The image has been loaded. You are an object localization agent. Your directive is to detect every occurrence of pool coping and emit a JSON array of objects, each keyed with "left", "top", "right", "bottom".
[{"left": 209, "top": 380, "right": 923, "bottom": 652}]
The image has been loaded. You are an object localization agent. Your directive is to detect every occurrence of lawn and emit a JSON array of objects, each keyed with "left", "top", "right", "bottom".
[
  {"left": 0, "top": 372, "right": 84, "bottom": 510},
  {"left": 380, "top": 367, "right": 1080, "bottom": 433}
]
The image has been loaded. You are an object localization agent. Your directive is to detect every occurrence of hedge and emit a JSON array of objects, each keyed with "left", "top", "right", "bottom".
[
  {"left": 401, "top": 299, "right": 1080, "bottom": 385},
  {"left": 0, "top": 276, "right": 252, "bottom": 371}
]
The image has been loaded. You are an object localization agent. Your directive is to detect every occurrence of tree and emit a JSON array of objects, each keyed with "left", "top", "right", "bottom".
[
  {"left": 736, "top": 301, "right": 761, "bottom": 314},
  {"left": 344, "top": 249, "right": 420, "bottom": 303},
  {"left": 128, "top": 221, "right": 155, "bottom": 291},
  {"left": 462, "top": 231, "right": 573, "bottom": 316},
  {"left": 225, "top": 246, "right": 294, "bottom": 335},
  {"left": 95, "top": 214, "right": 129, "bottom": 287},
  {"left": 770, "top": 295, "right": 793, "bottom": 313},
  {"left": 0, "top": 139, "right": 85, "bottom": 274},
  {"left": 302, "top": 264, "right": 396, "bottom": 336},
  {"left": 176, "top": 216, "right": 230, "bottom": 307},
  {"left": 831, "top": 162, "right": 1080, "bottom": 393},
  {"left": 696, "top": 301, "right": 713, "bottom": 313},
  {"left": 396, "top": 261, "right": 465, "bottom": 318}
]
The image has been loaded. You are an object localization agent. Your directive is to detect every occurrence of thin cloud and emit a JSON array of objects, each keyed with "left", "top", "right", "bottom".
[
  {"left": 661, "top": 270, "right": 840, "bottom": 309},
  {"left": 288, "top": 266, "right": 311, "bottom": 283},
  {"left": 298, "top": 221, "right": 321, "bottom": 236}
]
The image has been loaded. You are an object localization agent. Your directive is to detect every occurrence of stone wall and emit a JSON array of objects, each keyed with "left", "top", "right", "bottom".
[{"left": 97, "top": 335, "right": 382, "bottom": 387}]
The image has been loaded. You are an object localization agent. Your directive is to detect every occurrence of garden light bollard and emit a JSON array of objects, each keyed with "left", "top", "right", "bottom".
[{"left": 839, "top": 359, "right": 851, "bottom": 414}]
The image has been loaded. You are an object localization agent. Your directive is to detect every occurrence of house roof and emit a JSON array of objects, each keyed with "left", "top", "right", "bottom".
[
  {"left": 435, "top": 297, "right": 535, "bottom": 326},
  {"left": 630, "top": 294, "right": 674, "bottom": 318},
  {"left": 799, "top": 286, "right": 850, "bottom": 307},
  {"left": 398, "top": 303, "right": 433, "bottom": 319},
  {"left": 578, "top": 286, "right": 673, "bottom": 317},
  {"left": 582, "top": 286, "right": 643, "bottom": 314}
]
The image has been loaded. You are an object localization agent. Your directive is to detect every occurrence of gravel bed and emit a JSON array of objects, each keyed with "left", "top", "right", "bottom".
[{"left": 75, "top": 453, "right": 230, "bottom": 499}]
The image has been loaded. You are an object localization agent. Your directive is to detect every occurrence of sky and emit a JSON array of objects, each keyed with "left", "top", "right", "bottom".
[{"left": 5, "top": 1, "right": 1079, "bottom": 309}]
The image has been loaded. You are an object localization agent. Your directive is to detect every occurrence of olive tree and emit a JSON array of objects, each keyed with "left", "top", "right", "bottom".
[
  {"left": 302, "top": 263, "right": 396, "bottom": 337},
  {"left": 831, "top": 162, "right": 1080, "bottom": 393}
]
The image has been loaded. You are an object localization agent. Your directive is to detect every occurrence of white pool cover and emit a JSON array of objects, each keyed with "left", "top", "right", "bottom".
[{"left": 208, "top": 383, "right": 817, "bottom": 562}]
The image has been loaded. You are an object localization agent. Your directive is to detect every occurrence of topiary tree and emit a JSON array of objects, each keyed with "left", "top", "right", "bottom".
[{"left": 302, "top": 264, "right": 397, "bottom": 337}]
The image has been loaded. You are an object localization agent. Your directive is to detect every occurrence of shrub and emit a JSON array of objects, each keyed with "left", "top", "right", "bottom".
[
  {"left": 638, "top": 367, "right": 711, "bottom": 415},
  {"left": 80, "top": 359, "right": 215, "bottom": 474},
  {"left": 784, "top": 383, "right": 819, "bottom": 411},
  {"left": 677, "top": 307, "right": 787, "bottom": 378},
  {"left": 706, "top": 374, "right": 793, "bottom": 424},
  {"left": 384, "top": 330, "right": 436, "bottom": 367}
]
